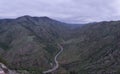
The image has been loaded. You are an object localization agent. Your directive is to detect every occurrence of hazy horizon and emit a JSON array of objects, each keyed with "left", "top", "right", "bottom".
[
  {"left": 1, "top": 15, "right": 120, "bottom": 24},
  {"left": 1, "top": 0, "right": 120, "bottom": 23}
]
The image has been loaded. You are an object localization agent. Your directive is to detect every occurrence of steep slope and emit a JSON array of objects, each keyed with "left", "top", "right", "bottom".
[
  {"left": 0, "top": 16, "right": 71, "bottom": 73},
  {"left": 1, "top": 16, "right": 120, "bottom": 74},
  {"left": 59, "top": 21, "right": 120, "bottom": 74}
]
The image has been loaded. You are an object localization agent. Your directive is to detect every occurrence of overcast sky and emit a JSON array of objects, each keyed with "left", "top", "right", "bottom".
[{"left": 0, "top": 0, "right": 120, "bottom": 23}]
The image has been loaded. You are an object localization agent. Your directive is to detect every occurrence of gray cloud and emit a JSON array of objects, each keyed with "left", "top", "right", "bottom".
[{"left": 0, "top": 0, "right": 120, "bottom": 23}]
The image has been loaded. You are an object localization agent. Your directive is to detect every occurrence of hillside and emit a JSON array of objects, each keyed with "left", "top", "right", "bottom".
[
  {"left": 0, "top": 16, "right": 71, "bottom": 74},
  {"left": 0, "top": 16, "right": 120, "bottom": 74},
  {"left": 59, "top": 21, "right": 120, "bottom": 74}
]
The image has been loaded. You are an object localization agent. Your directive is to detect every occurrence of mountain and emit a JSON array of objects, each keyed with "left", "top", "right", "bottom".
[
  {"left": 0, "top": 15, "right": 73, "bottom": 74},
  {"left": 0, "top": 16, "right": 120, "bottom": 74},
  {"left": 58, "top": 21, "right": 120, "bottom": 74}
]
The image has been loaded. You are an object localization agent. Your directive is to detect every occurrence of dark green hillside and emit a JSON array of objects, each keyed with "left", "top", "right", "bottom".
[
  {"left": 59, "top": 21, "right": 120, "bottom": 74},
  {"left": 1, "top": 16, "right": 120, "bottom": 74},
  {"left": 0, "top": 16, "right": 71, "bottom": 74}
]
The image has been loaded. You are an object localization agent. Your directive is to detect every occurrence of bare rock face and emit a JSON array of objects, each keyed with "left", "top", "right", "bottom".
[
  {"left": 0, "top": 68, "right": 5, "bottom": 74},
  {"left": 0, "top": 63, "right": 30, "bottom": 74},
  {"left": 0, "top": 63, "right": 9, "bottom": 74}
]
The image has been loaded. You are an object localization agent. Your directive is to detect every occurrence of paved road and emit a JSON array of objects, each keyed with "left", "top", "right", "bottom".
[{"left": 43, "top": 44, "right": 63, "bottom": 74}]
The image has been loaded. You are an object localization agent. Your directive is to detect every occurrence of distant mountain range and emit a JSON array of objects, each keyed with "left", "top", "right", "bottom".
[{"left": 0, "top": 16, "right": 120, "bottom": 74}]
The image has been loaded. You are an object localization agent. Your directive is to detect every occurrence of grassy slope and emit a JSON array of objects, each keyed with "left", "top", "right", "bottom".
[
  {"left": 59, "top": 21, "right": 120, "bottom": 74},
  {"left": 0, "top": 16, "right": 69, "bottom": 74},
  {"left": 1, "top": 16, "right": 120, "bottom": 74}
]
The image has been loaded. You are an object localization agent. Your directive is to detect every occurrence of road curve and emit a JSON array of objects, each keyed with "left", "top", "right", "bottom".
[{"left": 43, "top": 44, "right": 63, "bottom": 74}]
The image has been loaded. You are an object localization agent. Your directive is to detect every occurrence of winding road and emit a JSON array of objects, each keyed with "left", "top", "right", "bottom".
[{"left": 43, "top": 44, "right": 63, "bottom": 74}]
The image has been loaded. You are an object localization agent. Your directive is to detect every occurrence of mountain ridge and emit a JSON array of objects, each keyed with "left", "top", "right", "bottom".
[{"left": 0, "top": 16, "right": 120, "bottom": 74}]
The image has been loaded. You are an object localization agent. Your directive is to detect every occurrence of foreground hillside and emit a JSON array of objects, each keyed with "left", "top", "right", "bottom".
[
  {"left": 0, "top": 16, "right": 120, "bottom": 74},
  {"left": 0, "top": 16, "right": 71, "bottom": 74}
]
